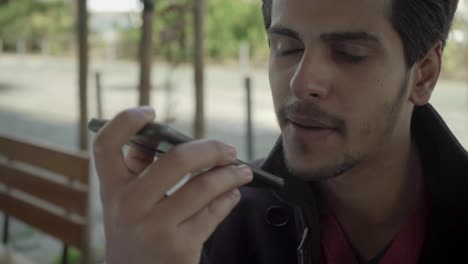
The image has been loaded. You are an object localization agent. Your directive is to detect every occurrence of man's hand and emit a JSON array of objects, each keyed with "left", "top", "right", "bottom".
[{"left": 92, "top": 107, "right": 253, "bottom": 264}]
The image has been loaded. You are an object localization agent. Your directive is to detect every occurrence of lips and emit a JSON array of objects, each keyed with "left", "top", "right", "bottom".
[
  {"left": 286, "top": 116, "right": 337, "bottom": 142},
  {"left": 287, "top": 116, "right": 335, "bottom": 130}
]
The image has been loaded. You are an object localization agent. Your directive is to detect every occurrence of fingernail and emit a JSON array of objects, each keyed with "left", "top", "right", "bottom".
[
  {"left": 139, "top": 106, "right": 155, "bottom": 117},
  {"left": 237, "top": 165, "right": 253, "bottom": 181},
  {"left": 225, "top": 145, "right": 237, "bottom": 160}
]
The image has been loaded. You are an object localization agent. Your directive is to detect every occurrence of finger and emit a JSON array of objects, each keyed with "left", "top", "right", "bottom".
[
  {"left": 93, "top": 106, "right": 155, "bottom": 192},
  {"left": 128, "top": 140, "right": 237, "bottom": 214},
  {"left": 125, "top": 138, "right": 159, "bottom": 175},
  {"left": 157, "top": 164, "right": 252, "bottom": 224},
  {"left": 179, "top": 188, "right": 241, "bottom": 242}
]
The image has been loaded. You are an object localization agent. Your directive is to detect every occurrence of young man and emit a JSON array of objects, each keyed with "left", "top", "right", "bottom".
[{"left": 92, "top": 0, "right": 467, "bottom": 263}]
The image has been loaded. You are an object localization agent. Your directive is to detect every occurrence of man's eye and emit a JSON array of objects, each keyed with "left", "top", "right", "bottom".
[
  {"left": 331, "top": 42, "right": 371, "bottom": 63},
  {"left": 276, "top": 48, "right": 304, "bottom": 56},
  {"left": 334, "top": 50, "right": 367, "bottom": 63},
  {"left": 270, "top": 37, "right": 304, "bottom": 57}
]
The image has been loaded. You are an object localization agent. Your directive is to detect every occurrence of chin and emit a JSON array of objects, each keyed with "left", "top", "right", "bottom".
[
  {"left": 283, "top": 137, "right": 333, "bottom": 168},
  {"left": 283, "top": 144, "right": 360, "bottom": 181},
  {"left": 284, "top": 154, "right": 333, "bottom": 181}
]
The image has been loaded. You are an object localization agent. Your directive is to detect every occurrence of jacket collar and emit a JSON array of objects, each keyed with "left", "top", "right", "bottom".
[{"left": 411, "top": 104, "right": 468, "bottom": 213}]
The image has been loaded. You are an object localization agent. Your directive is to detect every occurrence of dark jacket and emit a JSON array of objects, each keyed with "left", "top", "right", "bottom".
[{"left": 201, "top": 104, "right": 468, "bottom": 264}]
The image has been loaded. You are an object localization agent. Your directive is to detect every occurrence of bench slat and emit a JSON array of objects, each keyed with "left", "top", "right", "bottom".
[
  {"left": 0, "top": 164, "right": 88, "bottom": 216},
  {"left": 0, "top": 134, "right": 88, "bottom": 184},
  {"left": 0, "top": 192, "right": 86, "bottom": 250}
]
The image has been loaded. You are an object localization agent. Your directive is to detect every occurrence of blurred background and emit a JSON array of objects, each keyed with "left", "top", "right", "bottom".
[{"left": 0, "top": 0, "right": 466, "bottom": 263}]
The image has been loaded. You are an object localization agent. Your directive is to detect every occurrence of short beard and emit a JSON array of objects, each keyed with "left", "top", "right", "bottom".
[
  {"left": 285, "top": 153, "right": 359, "bottom": 182},
  {"left": 281, "top": 72, "right": 410, "bottom": 182}
]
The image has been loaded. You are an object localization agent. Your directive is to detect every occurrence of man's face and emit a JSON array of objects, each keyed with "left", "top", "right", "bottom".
[{"left": 269, "top": 0, "right": 414, "bottom": 180}]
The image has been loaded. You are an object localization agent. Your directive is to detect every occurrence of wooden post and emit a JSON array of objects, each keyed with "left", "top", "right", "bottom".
[
  {"left": 95, "top": 71, "right": 103, "bottom": 118},
  {"left": 77, "top": 0, "right": 88, "bottom": 151},
  {"left": 138, "top": 0, "right": 155, "bottom": 106},
  {"left": 16, "top": 39, "right": 26, "bottom": 54},
  {"left": 41, "top": 39, "right": 50, "bottom": 57},
  {"left": 245, "top": 77, "right": 254, "bottom": 161},
  {"left": 193, "top": 0, "right": 205, "bottom": 139},
  {"left": 240, "top": 43, "right": 254, "bottom": 160},
  {"left": 2, "top": 214, "right": 9, "bottom": 244}
]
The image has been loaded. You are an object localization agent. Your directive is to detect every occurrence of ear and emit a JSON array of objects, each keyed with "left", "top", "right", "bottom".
[{"left": 410, "top": 41, "right": 442, "bottom": 106}]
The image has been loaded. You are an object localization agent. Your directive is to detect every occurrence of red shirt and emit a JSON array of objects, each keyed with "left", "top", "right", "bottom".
[{"left": 320, "top": 185, "right": 429, "bottom": 264}]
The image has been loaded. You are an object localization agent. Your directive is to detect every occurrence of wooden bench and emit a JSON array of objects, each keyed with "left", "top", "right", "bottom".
[{"left": 0, "top": 134, "right": 92, "bottom": 264}]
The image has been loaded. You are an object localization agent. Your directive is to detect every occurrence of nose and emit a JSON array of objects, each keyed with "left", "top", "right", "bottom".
[{"left": 290, "top": 49, "right": 332, "bottom": 101}]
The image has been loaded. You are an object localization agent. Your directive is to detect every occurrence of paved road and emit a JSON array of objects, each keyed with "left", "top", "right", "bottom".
[{"left": 0, "top": 54, "right": 467, "bottom": 263}]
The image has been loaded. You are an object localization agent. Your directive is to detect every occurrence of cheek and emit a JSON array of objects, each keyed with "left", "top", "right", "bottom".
[
  {"left": 344, "top": 92, "right": 399, "bottom": 152},
  {"left": 338, "top": 76, "right": 393, "bottom": 138},
  {"left": 358, "top": 119, "right": 373, "bottom": 138}
]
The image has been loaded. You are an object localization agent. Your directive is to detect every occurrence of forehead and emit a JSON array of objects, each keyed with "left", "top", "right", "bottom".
[{"left": 271, "top": 0, "right": 393, "bottom": 38}]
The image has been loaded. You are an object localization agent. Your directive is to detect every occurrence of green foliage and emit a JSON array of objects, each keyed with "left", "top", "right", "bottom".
[
  {"left": 53, "top": 247, "right": 81, "bottom": 264},
  {"left": 204, "top": 0, "right": 267, "bottom": 60},
  {"left": 0, "top": 0, "right": 72, "bottom": 52},
  {"left": 0, "top": 0, "right": 270, "bottom": 61},
  {"left": 153, "top": 0, "right": 191, "bottom": 63},
  {"left": 117, "top": 26, "right": 141, "bottom": 60},
  {"left": 117, "top": 0, "right": 269, "bottom": 63}
]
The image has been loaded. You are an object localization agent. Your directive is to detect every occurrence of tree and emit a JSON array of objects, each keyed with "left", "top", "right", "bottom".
[
  {"left": 193, "top": 0, "right": 205, "bottom": 138},
  {"left": 0, "top": 0, "right": 72, "bottom": 52}
]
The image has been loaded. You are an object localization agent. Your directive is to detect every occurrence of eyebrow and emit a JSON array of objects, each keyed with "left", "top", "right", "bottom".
[
  {"left": 268, "top": 25, "right": 380, "bottom": 43},
  {"left": 321, "top": 31, "right": 380, "bottom": 43},
  {"left": 268, "top": 25, "right": 301, "bottom": 40}
]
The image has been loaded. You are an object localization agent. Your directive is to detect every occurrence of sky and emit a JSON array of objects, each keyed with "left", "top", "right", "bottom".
[{"left": 88, "top": 0, "right": 142, "bottom": 12}]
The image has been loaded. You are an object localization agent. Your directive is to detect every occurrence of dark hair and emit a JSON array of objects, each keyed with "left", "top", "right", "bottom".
[{"left": 261, "top": 0, "right": 459, "bottom": 67}]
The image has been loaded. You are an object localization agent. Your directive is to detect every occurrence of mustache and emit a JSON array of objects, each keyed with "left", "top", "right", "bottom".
[{"left": 277, "top": 101, "right": 346, "bottom": 132}]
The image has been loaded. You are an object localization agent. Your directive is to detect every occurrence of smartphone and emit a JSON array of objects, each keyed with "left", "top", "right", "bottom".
[{"left": 88, "top": 118, "right": 285, "bottom": 193}]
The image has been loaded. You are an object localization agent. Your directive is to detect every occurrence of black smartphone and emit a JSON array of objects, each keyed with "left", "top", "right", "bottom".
[{"left": 88, "top": 118, "right": 284, "bottom": 190}]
